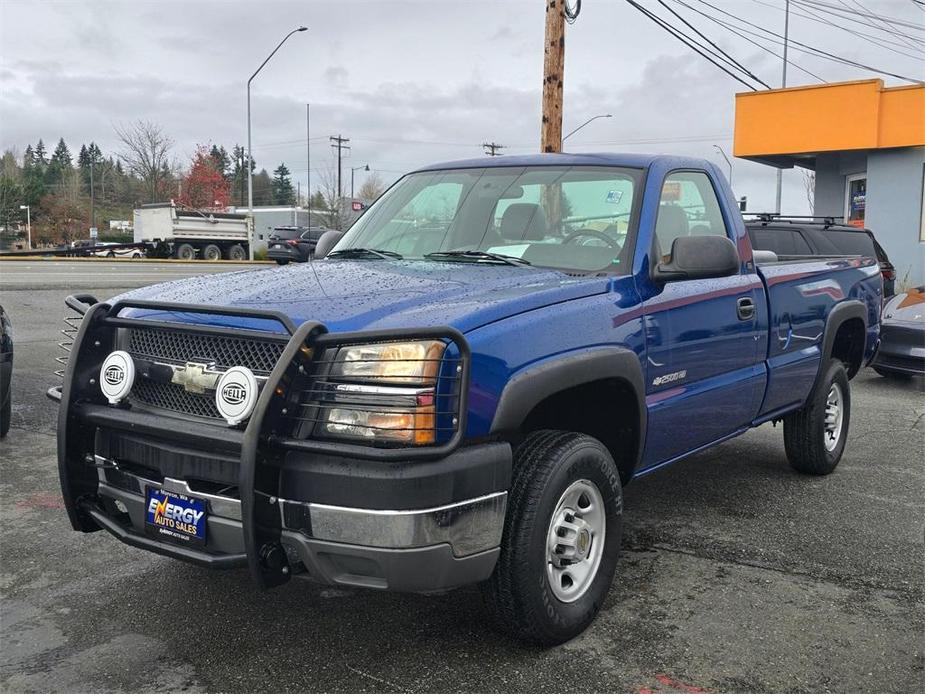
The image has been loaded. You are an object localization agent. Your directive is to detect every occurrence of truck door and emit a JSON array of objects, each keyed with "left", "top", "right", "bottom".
[{"left": 640, "top": 170, "right": 766, "bottom": 468}]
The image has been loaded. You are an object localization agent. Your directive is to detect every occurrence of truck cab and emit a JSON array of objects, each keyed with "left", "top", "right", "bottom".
[{"left": 53, "top": 153, "right": 880, "bottom": 645}]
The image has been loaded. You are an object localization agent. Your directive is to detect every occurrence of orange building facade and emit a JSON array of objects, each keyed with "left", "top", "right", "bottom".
[{"left": 734, "top": 79, "right": 925, "bottom": 287}]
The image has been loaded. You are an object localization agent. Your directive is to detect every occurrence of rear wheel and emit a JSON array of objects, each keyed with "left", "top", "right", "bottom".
[
  {"left": 482, "top": 431, "right": 622, "bottom": 646},
  {"left": 275, "top": 259, "right": 289, "bottom": 266},
  {"left": 227, "top": 244, "right": 246, "bottom": 261},
  {"left": 784, "top": 360, "right": 850, "bottom": 475},
  {"left": 175, "top": 243, "right": 196, "bottom": 261},
  {"left": 202, "top": 244, "right": 222, "bottom": 262}
]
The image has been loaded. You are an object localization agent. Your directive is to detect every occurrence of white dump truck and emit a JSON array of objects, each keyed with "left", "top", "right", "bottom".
[{"left": 133, "top": 204, "right": 252, "bottom": 260}]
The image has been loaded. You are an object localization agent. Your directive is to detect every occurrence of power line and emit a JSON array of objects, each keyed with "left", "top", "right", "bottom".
[
  {"left": 751, "top": 0, "right": 925, "bottom": 60},
  {"left": 796, "top": 0, "right": 925, "bottom": 35},
  {"left": 837, "top": 0, "right": 922, "bottom": 51},
  {"left": 624, "top": 0, "right": 761, "bottom": 90},
  {"left": 669, "top": 0, "right": 827, "bottom": 82},
  {"left": 656, "top": 0, "right": 772, "bottom": 87},
  {"left": 686, "top": 0, "right": 924, "bottom": 83}
]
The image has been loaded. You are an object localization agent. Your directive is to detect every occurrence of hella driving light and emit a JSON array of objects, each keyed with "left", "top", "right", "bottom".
[
  {"left": 330, "top": 341, "right": 445, "bottom": 384},
  {"left": 214, "top": 366, "right": 258, "bottom": 426},
  {"left": 99, "top": 350, "right": 135, "bottom": 405}
]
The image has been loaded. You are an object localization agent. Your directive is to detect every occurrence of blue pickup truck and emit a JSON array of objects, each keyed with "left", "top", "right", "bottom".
[{"left": 52, "top": 153, "right": 881, "bottom": 645}]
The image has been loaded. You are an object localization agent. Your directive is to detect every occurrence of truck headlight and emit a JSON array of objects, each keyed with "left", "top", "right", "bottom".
[
  {"left": 314, "top": 340, "right": 448, "bottom": 446},
  {"left": 329, "top": 340, "right": 444, "bottom": 385}
]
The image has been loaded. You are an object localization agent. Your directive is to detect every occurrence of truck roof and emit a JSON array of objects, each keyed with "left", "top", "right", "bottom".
[{"left": 411, "top": 152, "right": 713, "bottom": 173}]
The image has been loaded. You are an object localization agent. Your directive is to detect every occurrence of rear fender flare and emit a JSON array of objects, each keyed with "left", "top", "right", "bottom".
[
  {"left": 815, "top": 299, "right": 867, "bottom": 386},
  {"left": 489, "top": 347, "right": 646, "bottom": 472}
]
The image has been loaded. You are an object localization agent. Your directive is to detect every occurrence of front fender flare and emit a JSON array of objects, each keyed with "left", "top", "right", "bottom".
[{"left": 489, "top": 347, "right": 646, "bottom": 471}]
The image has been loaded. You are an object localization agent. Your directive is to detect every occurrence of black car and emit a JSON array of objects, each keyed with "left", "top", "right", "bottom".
[
  {"left": 267, "top": 226, "right": 328, "bottom": 265},
  {"left": 871, "top": 286, "right": 924, "bottom": 378},
  {"left": 1, "top": 305, "right": 12, "bottom": 437},
  {"left": 745, "top": 217, "right": 896, "bottom": 296}
]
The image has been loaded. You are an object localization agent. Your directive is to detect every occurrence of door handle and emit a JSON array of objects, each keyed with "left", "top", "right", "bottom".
[{"left": 736, "top": 297, "right": 756, "bottom": 321}]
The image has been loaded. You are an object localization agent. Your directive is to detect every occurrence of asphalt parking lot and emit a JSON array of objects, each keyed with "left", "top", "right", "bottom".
[{"left": 1, "top": 259, "right": 923, "bottom": 694}]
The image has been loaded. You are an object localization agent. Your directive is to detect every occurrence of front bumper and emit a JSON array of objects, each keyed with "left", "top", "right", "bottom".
[
  {"left": 92, "top": 456, "right": 506, "bottom": 591},
  {"left": 54, "top": 295, "right": 509, "bottom": 593},
  {"left": 872, "top": 323, "right": 925, "bottom": 375}
]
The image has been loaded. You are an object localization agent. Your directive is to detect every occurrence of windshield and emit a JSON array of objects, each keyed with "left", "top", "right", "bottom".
[{"left": 331, "top": 165, "right": 643, "bottom": 273}]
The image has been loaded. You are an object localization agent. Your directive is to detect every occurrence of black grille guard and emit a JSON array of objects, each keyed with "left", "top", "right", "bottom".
[{"left": 53, "top": 295, "right": 471, "bottom": 589}]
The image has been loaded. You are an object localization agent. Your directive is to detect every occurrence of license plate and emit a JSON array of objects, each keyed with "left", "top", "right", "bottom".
[
  {"left": 145, "top": 487, "right": 207, "bottom": 546},
  {"left": 272, "top": 244, "right": 281, "bottom": 249}
]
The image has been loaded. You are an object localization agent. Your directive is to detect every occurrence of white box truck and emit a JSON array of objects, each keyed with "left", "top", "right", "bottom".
[{"left": 133, "top": 204, "right": 252, "bottom": 260}]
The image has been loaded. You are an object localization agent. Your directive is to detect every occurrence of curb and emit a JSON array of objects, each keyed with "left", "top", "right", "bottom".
[{"left": 0, "top": 256, "right": 272, "bottom": 264}]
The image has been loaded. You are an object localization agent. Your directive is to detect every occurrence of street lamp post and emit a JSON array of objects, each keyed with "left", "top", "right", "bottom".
[
  {"left": 561, "top": 114, "right": 612, "bottom": 148},
  {"left": 247, "top": 26, "right": 307, "bottom": 260},
  {"left": 19, "top": 205, "right": 30, "bottom": 250},
  {"left": 351, "top": 164, "right": 369, "bottom": 199},
  {"left": 713, "top": 144, "right": 733, "bottom": 188}
]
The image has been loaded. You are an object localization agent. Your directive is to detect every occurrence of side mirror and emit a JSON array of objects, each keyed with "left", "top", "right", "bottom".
[
  {"left": 313, "top": 230, "right": 344, "bottom": 259},
  {"left": 653, "top": 235, "right": 740, "bottom": 283}
]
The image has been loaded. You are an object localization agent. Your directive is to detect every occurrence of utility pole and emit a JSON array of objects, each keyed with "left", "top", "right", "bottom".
[
  {"left": 330, "top": 134, "right": 350, "bottom": 199},
  {"left": 775, "top": 0, "right": 790, "bottom": 214},
  {"left": 540, "top": 0, "right": 567, "bottom": 153},
  {"left": 482, "top": 142, "right": 505, "bottom": 156},
  {"left": 306, "top": 103, "right": 311, "bottom": 227},
  {"left": 89, "top": 156, "right": 95, "bottom": 231}
]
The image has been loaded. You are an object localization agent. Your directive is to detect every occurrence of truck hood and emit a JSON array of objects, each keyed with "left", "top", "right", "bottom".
[{"left": 113, "top": 259, "right": 611, "bottom": 334}]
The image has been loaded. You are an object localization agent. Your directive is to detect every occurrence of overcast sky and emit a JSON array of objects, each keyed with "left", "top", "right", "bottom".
[{"left": 1, "top": 0, "right": 922, "bottom": 212}]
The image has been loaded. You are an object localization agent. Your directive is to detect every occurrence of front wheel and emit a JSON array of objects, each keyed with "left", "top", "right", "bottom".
[
  {"left": 482, "top": 431, "right": 623, "bottom": 646},
  {"left": 784, "top": 360, "right": 851, "bottom": 475}
]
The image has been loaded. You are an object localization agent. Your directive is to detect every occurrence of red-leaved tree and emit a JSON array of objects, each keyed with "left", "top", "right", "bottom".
[{"left": 177, "top": 146, "right": 230, "bottom": 209}]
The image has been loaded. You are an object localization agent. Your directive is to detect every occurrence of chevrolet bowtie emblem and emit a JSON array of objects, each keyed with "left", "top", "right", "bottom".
[{"left": 171, "top": 361, "right": 221, "bottom": 394}]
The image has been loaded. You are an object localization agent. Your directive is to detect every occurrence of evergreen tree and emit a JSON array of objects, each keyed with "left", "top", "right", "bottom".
[
  {"left": 252, "top": 169, "right": 273, "bottom": 206},
  {"left": 23, "top": 145, "right": 34, "bottom": 169},
  {"left": 33, "top": 140, "right": 48, "bottom": 167},
  {"left": 209, "top": 145, "right": 230, "bottom": 177},
  {"left": 272, "top": 163, "right": 294, "bottom": 205},
  {"left": 46, "top": 138, "right": 73, "bottom": 185}
]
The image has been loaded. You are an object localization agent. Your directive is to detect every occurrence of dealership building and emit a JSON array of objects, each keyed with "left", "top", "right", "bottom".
[{"left": 734, "top": 78, "right": 925, "bottom": 287}]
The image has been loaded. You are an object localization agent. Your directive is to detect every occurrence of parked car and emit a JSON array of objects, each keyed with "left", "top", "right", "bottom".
[
  {"left": 92, "top": 242, "right": 144, "bottom": 259},
  {"left": 871, "top": 286, "right": 924, "bottom": 378},
  {"left": 267, "top": 227, "right": 328, "bottom": 265},
  {"left": 745, "top": 217, "right": 896, "bottom": 296},
  {"left": 1, "top": 305, "right": 12, "bottom": 438},
  {"left": 50, "top": 154, "right": 881, "bottom": 645}
]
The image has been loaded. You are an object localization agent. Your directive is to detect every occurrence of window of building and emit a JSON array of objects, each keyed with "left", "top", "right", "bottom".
[{"left": 844, "top": 174, "right": 867, "bottom": 228}]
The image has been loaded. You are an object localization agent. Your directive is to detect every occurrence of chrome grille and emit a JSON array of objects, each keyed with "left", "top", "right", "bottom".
[
  {"left": 128, "top": 328, "right": 284, "bottom": 374},
  {"left": 126, "top": 327, "right": 285, "bottom": 419}
]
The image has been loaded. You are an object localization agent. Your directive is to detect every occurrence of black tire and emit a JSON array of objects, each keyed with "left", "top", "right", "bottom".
[
  {"left": 106, "top": 250, "right": 115, "bottom": 258},
  {"left": 1, "top": 392, "right": 10, "bottom": 438},
  {"left": 227, "top": 244, "right": 246, "bottom": 261},
  {"left": 203, "top": 244, "right": 222, "bottom": 262},
  {"left": 783, "top": 360, "right": 850, "bottom": 475},
  {"left": 175, "top": 243, "right": 196, "bottom": 261},
  {"left": 275, "top": 259, "right": 289, "bottom": 266},
  {"left": 481, "top": 431, "right": 623, "bottom": 646}
]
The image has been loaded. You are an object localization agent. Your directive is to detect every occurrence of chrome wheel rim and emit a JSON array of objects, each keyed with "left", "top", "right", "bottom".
[
  {"left": 545, "top": 479, "right": 606, "bottom": 603},
  {"left": 824, "top": 383, "right": 844, "bottom": 452}
]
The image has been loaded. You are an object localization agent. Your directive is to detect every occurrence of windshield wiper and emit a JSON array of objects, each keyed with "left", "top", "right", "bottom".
[
  {"left": 326, "top": 247, "right": 403, "bottom": 260},
  {"left": 424, "top": 250, "right": 532, "bottom": 266}
]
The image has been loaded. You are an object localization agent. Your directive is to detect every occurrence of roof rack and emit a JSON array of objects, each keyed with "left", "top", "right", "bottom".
[{"left": 744, "top": 213, "right": 846, "bottom": 228}]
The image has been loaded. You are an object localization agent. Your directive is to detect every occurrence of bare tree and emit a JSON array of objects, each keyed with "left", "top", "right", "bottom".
[
  {"left": 358, "top": 172, "right": 387, "bottom": 202},
  {"left": 317, "top": 159, "right": 344, "bottom": 230},
  {"left": 801, "top": 169, "right": 816, "bottom": 214},
  {"left": 114, "top": 120, "right": 174, "bottom": 202}
]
